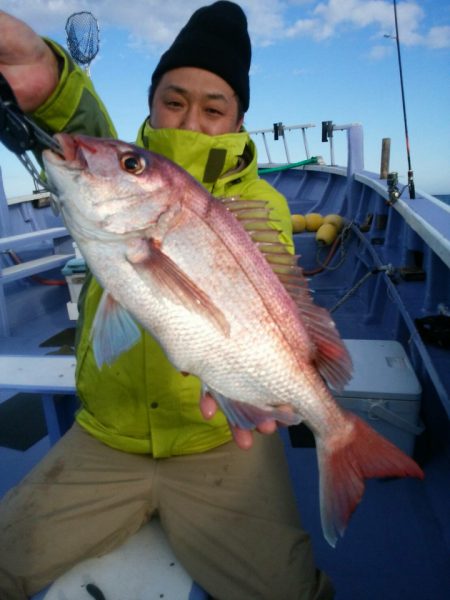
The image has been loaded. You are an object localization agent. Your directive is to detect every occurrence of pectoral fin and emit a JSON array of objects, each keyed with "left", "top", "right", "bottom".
[
  {"left": 132, "top": 238, "right": 230, "bottom": 336},
  {"left": 91, "top": 291, "right": 141, "bottom": 367}
]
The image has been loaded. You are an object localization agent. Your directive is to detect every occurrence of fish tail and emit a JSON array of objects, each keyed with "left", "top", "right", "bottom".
[{"left": 317, "top": 412, "right": 424, "bottom": 547}]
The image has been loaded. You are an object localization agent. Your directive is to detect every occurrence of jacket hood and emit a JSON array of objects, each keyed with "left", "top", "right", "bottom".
[{"left": 136, "top": 120, "right": 258, "bottom": 194}]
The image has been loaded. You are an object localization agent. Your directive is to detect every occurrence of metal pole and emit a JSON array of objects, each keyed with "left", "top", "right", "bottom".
[
  {"left": 393, "top": 0, "right": 415, "bottom": 198},
  {"left": 301, "top": 128, "right": 310, "bottom": 159}
]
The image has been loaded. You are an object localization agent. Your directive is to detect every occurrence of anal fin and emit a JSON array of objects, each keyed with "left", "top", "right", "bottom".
[{"left": 209, "top": 388, "right": 301, "bottom": 429}]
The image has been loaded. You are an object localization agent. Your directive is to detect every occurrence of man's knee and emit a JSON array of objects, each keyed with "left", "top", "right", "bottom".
[{"left": 0, "top": 567, "right": 28, "bottom": 600}]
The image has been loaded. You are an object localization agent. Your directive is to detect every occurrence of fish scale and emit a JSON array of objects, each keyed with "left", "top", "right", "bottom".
[
  {"left": 144, "top": 197, "right": 316, "bottom": 405},
  {"left": 43, "top": 133, "right": 424, "bottom": 548}
]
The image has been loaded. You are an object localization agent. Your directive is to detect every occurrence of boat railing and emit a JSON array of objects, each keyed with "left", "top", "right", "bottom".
[
  {"left": 249, "top": 121, "right": 364, "bottom": 174},
  {"left": 248, "top": 122, "right": 316, "bottom": 163},
  {"left": 6, "top": 189, "right": 51, "bottom": 207},
  {"left": 0, "top": 173, "right": 54, "bottom": 239},
  {"left": 0, "top": 227, "right": 75, "bottom": 336}
]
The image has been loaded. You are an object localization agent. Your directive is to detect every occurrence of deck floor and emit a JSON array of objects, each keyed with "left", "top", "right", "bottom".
[
  {"left": 1, "top": 430, "right": 449, "bottom": 599},
  {"left": 282, "top": 434, "right": 450, "bottom": 600}
]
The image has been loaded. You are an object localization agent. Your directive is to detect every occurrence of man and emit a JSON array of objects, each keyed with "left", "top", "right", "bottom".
[{"left": 0, "top": 3, "right": 334, "bottom": 599}]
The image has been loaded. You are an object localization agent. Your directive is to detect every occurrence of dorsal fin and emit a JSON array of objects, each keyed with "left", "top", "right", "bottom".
[
  {"left": 222, "top": 197, "right": 268, "bottom": 211},
  {"left": 221, "top": 195, "right": 352, "bottom": 390},
  {"left": 223, "top": 201, "right": 271, "bottom": 221},
  {"left": 257, "top": 242, "right": 293, "bottom": 254},
  {"left": 264, "top": 252, "right": 300, "bottom": 266},
  {"left": 250, "top": 230, "right": 283, "bottom": 244}
]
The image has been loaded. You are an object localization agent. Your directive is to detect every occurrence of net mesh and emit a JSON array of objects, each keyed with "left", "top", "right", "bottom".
[{"left": 65, "top": 12, "right": 99, "bottom": 66}]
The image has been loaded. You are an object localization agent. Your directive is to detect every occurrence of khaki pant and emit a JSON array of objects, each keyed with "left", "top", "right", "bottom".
[{"left": 0, "top": 423, "right": 333, "bottom": 600}]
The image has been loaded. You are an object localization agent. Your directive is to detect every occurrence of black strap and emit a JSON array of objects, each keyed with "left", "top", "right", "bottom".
[{"left": 203, "top": 148, "right": 227, "bottom": 183}]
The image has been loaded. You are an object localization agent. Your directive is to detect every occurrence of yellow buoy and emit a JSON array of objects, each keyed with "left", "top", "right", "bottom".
[
  {"left": 323, "top": 213, "right": 344, "bottom": 231},
  {"left": 291, "top": 214, "right": 306, "bottom": 233},
  {"left": 304, "top": 213, "right": 324, "bottom": 232},
  {"left": 316, "top": 223, "right": 338, "bottom": 246}
]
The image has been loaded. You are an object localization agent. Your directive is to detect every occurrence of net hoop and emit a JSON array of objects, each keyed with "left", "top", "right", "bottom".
[{"left": 65, "top": 11, "right": 99, "bottom": 69}]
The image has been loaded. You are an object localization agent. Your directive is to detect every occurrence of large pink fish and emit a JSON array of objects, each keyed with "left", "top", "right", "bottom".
[{"left": 43, "top": 134, "right": 423, "bottom": 546}]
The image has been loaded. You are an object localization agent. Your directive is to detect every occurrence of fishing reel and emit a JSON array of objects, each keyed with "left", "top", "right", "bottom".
[
  {"left": 0, "top": 73, "right": 61, "bottom": 190},
  {"left": 386, "top": 171, "right": 400, "bottom": 205}
]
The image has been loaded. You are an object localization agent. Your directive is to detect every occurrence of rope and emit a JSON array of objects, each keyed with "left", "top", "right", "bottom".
[
  {"left": 330, "top": 264, "right": 394, "bottom": 314},
  {"left": 304, "top": 222, "right": 353, "bottom": 276},
  {"left": 258, "top": 157, "right": 320, "bottom": 174},
  {"left": 5, "top": 250, "right": 66, "bottom": 286}
]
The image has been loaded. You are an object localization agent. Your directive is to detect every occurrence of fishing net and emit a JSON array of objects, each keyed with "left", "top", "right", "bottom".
[{"left": 65, "top": 12, "right": 99, "bottom": 71}]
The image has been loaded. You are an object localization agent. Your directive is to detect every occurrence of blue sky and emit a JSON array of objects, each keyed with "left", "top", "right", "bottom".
[{"left": 0, "top": 0, "right": 449, "bottom": 198}]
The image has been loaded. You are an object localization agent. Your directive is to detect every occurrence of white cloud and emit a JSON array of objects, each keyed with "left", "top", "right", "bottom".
[
  {"left": 285, "top": 0, "right": 394, "bottom": 41},
  {"left": 281, "top": 0, "right": 449, "bottom": 51},
  {"left": 425, "top": 26, "right": 450, "bottom": 50},
  {"left": 1, "top": 0, "right": 448, "bottom": 52},
  {"left": 368, "top": 44, "right": 393, "bottom": 61}
]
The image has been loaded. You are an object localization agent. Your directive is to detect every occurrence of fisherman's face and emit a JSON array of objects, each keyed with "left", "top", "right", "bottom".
[{"left": 150, "top": 67, "right": 244, "bottom": 136}]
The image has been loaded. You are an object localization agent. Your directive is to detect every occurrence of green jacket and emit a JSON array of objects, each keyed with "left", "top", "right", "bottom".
[{"left": 34, "top": 41, "right": 294, "bottom": 457}]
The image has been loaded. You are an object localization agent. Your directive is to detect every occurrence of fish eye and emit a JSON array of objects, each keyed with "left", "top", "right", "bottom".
[{"left": 120, "top": 153, "right": 146, "bottom": 175}]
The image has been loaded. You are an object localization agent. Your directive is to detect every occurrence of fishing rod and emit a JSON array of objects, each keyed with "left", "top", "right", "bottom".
[
  {"left": 392, "top": 0, "right": 415, "bottom": 199},
  {"left": 0, "top": 73, "right": 62, "bottom": 192}
]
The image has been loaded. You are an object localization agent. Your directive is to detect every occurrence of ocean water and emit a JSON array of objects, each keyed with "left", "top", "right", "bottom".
[{"left": 436, "top": 194, "right": 450, "bottom": 206}]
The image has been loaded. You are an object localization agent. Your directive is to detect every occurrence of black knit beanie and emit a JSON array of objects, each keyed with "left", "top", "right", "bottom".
[{"left": 150, "top": 1, "right": 251, "bottom": 112}]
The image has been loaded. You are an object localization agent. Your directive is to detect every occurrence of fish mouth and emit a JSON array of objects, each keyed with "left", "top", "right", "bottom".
[
  {"left": 44, "top": 133, "right": 90, "bottom": 170},
  {"left": 42, "top": 134, "right": 93, "bottom": 214}
]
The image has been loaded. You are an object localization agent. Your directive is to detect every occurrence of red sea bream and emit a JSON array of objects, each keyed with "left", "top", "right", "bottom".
[{"left": 43, "top": 134, "right": 424, "bottom": 547}]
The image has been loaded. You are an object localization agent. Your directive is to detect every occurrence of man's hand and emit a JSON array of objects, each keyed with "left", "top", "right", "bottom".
[
  {"left": 200, "top": 392, "right": 293, "bottom": 450},
  {"left": 0, "top": 11, "right": 59, "bottom": 112}
]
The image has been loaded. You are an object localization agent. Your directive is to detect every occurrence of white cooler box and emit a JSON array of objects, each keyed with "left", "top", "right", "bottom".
[{"left": 334, "top": 339, "right": 423, "bottom": 456}]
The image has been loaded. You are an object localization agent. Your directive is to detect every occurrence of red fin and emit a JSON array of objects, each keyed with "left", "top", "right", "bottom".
[
  {"left": 302, "top": 303, "right": 353, "bottom": 391},
  {"left": 317, "top": 412, "right": 424, "bottom": 547},
  {"left": 132, "top": 239, "right": 230, "bottom": 336},
  {"left": 222, "top": 195, "right": 352, "bottom": 389},
  {"left": 261, "top": 246, "right": 352, "bottom": 390},
  {"left": 265, "top": 250, "right": 352, "bottom": 390}
]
